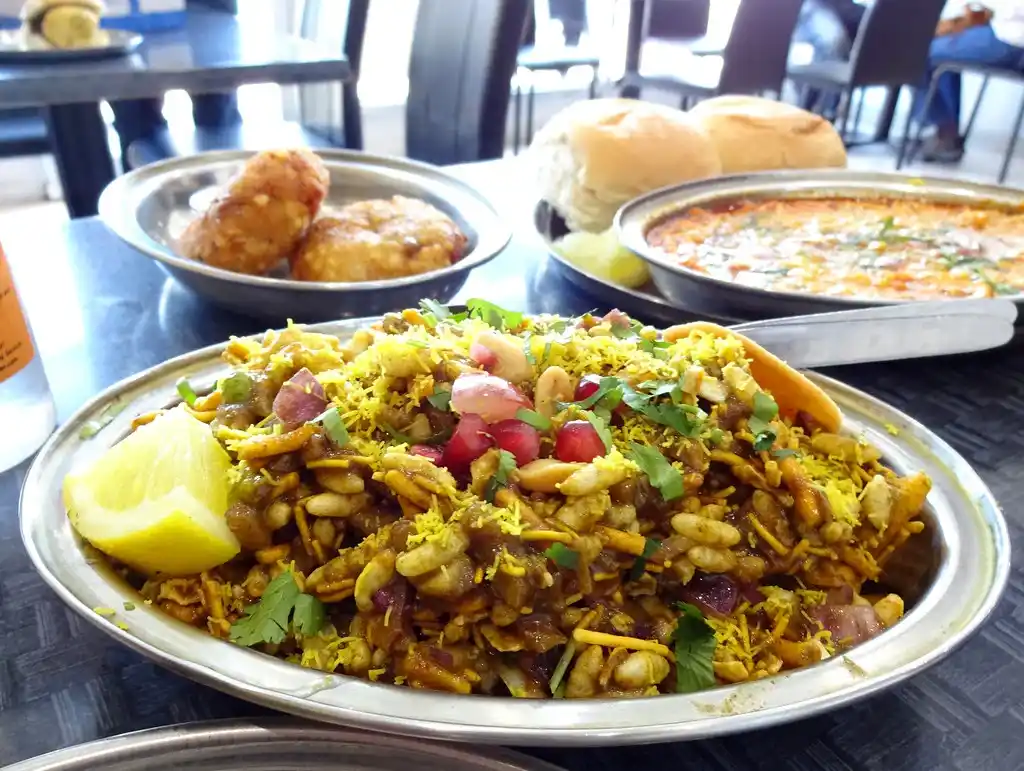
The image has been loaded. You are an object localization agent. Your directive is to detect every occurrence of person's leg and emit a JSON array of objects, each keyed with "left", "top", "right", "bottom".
[
  {"left": 108, "top": 98, "right": 166, "bottom": 166},
  {"left": 190, "top": 91, "right": 242, "bottom": 129},
  {"left": 921, "top": 25, "right": 1024, "bottom": 160},
  {"left": 792, "top": 1, "right": 852, "bottom": 115}
]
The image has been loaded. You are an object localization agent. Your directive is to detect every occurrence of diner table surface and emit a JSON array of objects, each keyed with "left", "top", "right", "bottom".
[
  {"left": 1, "top": 160, "right": 1023, "bottom": 770},
  {"left": 1, "top": 7, "right": 350, "bottom": 219}
]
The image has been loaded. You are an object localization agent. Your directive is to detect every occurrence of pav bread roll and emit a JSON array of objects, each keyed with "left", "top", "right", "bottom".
[
  {"left": 529, "top": 98, "right": 722, "bottom": 233},
  {"left": 21, "top": 0, "right": 107, "bottom": 49},
  {"left": 687, "top": 95, "right": 847, "bottom": 174}
]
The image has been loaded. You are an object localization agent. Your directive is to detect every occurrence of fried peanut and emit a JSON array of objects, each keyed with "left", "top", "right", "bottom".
[
  {"left": 873, "top": 593, "right": 904, "bottom": 628},
  {"left": 395, "top": 526, "right": 470, "bottom": 577},
  {"left": 264, "top": 500, "right": 293, "bottom": 531},
  {"left": 315, "top": 467, "right": 365, "bottom": 495},
  {"left": 354, "top": 550, "right": 396, "bottom": 611},
  {"left": 565, "top": 644, "right": 604, "bottom": 699},
  {"left": 534, "top": 365, "right": 572, "bottom": 418},
  {"left": 671, "top": 513, "right": 742, "bottom": 547},
  {"left": 474, "top": 331, "right": 532, "bottom": 382},
  {"left": 305, "top": 492, "right": 371, "bottom": 518},
  {"left": 613, "top": 650, "right": 671, "bottom": 689},
  {"left": 713, "top": 660, "right": 749, "bottom": 683},
  {"left": 558, "top": 461, "right": 630, "bottom": 497},
  {"left": 234, "top": 424, "right": 315, "bottom": 460},
  {"left": 413, "top": 554, "right": 475, "bottom": 599},
  {"left": 861, "top": 474, "right": 892, "bottom": 533},
  {"left": 517, "top": 459, "right": 584, "bottom": 493},
  {"left": 686, "top": 545, "right": 738, "bottom": 573}
]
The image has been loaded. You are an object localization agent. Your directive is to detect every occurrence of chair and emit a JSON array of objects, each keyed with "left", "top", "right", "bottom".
[
  {"left": 406, "top": 0, "right": 530, "bottom": 164},
  {"left": 619, "top": 0, "right": 805, "bottom": 108},
  {"left": 0, "top": 108, "right": 50, "bottom": 159},
  {"left": 899, "top": 63, "right": 1024, "bottom": 184},
  {"left": 126, "top": 0, "right": 370, "bottom": 169},
  {"left": 787, "top": 0, "right": 947, "bottom": 141},
  {"left": 512, "top": 0, "right": 600, "bottom": 153}
]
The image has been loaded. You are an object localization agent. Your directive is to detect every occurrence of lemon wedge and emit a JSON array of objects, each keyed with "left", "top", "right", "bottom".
[
  {"left": 553, "top": 229, "right": 651, "bottom": 288},
  {"left": 64, "top": 406, "right": 240, "bottom": 576}
]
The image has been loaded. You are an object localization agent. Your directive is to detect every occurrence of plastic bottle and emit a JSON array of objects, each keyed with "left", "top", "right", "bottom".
[{"left": 0, "top": 243, "right": 56, "bottom": 472}]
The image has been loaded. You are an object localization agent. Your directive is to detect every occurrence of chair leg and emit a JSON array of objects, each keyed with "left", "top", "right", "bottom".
[
  {"left": 512, "top": 78, "right": 522, "bottom": 154},
  {"left": 852, "top": 88, "right": 865, "bottom": 137},
  {"left": 903, "top": 75, "right": 942, "bottom": 167},
  {"left": 963, "top": 74, "right": 990, "bottom": 143},
  {"left": 998, "top": 89, "right": 1024, "bottom": 184},
  {"left": 588, "top": 66, "right": 598, "bottom": 99},
  {"left": 526, "top": 79, "right": 536, "bottom": 145},
  {"left": 895, "top": 87, "right": 918, "bottom": 170},
  {"left": 838, "top": 89, "right": 853, "bottom": 140}
]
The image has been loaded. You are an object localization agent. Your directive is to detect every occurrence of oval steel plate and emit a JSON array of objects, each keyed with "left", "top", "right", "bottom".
[
  {"left": 2, "top": 718, "right": 565, "bottom": 771},
  {"left": 98, "top": 150, "right": 511, "bottom": 323},
  {"left": 615, "top": 169, "right": 1024, "bottom": 320},
  {"left": 19, "top": 319, "right": 1011, "bottom": 746}
]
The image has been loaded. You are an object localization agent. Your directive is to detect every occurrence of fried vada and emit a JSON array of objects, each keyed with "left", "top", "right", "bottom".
[
  {"left": 179, "top": 149, "right": 330, "bottom": 276},
  {"left": 290, "top": 195, "right": 467, "bottom": 282}
]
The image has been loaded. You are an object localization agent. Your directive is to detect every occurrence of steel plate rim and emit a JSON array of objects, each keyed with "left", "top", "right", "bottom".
[
  {"left": 1, "top": 718, "right": 567, "bottom": 771},
  {"left": 19, "top": 318, "right": 1011, "bottom": 747},
  {"left": 614, "top": 169, "right": 1024, "bottom": 310},
  {"left": 97, "top": 149, "right": 511, "bottom": 294}
]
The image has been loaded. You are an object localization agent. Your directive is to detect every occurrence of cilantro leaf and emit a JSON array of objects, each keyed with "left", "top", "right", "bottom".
[
  {"left": 772, "top": 448, "right": 797, "bottom": 459},
  {"left": 544, "top": 543, "right": 579, "bottom": 569},
  {"left": 419, "top": 299, "right": 452, "bottom": 324},
  {"left": 466, "top": 298, "right": 523, "bottom": 331},
  {"left": 229, "top": 572, "right": 301, "bottom": 647},
  {"left": 292, "top": 593, "right": 326, "bottom": 636},
  {"left": 573, "top": 376, "right": 622, "bottom": 410},
  {"left": 671, "top": 602, "right": 717, "bottom": 693},
  {"left": 581, "top": 410, "right": 613, "bottom": 452},
  {"left": 516, "top": 408, "right": 551, "bottom": 431},
  {"left": 484, "top": 449, "right": 518, "bottom": 503},
  {"left": 220, "top": 372, "right": 252, "bottom": 404},
  {"left": 628, "top": 442, "right": 684, "bottom": 501},
  {"left": 523, "top": 338, "right": 537, "bottom": 365},
  {"left": 629, "top": 537, "right": 661, "bottom": 581},
  {"left": 176, "top": 378, "right": 197, "bottom": 406},
  {"left": 427, "top": 387, "right": 452, "bottom": 411},
  {"left": 311, "top": 406, "right": 349, "bottom": 446},
  {"left": 748, "top": 392, "right": 779, "bottom": 452}
]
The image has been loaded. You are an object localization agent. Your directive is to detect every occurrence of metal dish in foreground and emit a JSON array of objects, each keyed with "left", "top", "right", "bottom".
[
  {"left": 20, "top": 318, "right": 1010, "bottom": 747},
  {"left": 2, "top": 718, "right": 563, "bottom": 771},
  {"left": 0, "top": 29, "right": 142, "bottom": 62},
  {"left": 616, "top": 170, "right": 1024, "bottom": 320},
  {"left": 533, "top": 200, "right": 740, "bottom": 326},
  {"left": 98, "top": 150, "right": 511, "bottom": 323}
]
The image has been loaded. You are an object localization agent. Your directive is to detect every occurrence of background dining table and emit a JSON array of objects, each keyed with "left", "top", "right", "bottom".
[
  {"left": 1, "top": 159, "right": 1023, "bottom": 770},
  {"left": 0, "top": 5, "right": 351, "bottom": 219}
]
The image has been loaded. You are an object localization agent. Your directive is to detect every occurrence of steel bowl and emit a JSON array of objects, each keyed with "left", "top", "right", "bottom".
[
  {"left": 615, "top": 170, "right": 1024, "bottom": 320},
  {"left": 2, "top": 718, "right": 564, "bottom": 771},
  {"left": 20, "top": 319, "right": 1010, "bottom": 746},
  {"left": 98, "top": 150, "right": 511, "bottom": 323}
]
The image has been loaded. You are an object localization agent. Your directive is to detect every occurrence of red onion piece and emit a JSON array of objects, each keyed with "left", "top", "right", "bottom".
[
  {"left": 678, "top": 572, "right": 739, "bottom": 617},
  {"left": 488, "top": 419, "right": 541, "bottom": 466},
  {"left": 738, "top": 582, "right": 765, "bottom": 606},
  {"left": 441, "top": 414, "right": 494, "bottom": 471},
  {"left": 450, "top": 373, "right": 532, "bottom": 423},
  {"left": 810, "top": 604, "right": 883, "bottom": 648},
  {"left": 574, "top": 374, "right": 602, "bottom": 403},
  {"left": 410, "top": 445, "right": 444, "bottom": 464},
  {"left": 826, "top": 585, "right": 855, "bottom": 606},
  {"left": 602, "top": 309, "right": 632, "bottom": 330},
  {"left": 469, "top": 341, "right": 499, "bottom": 370},
  {"left": 372, "top": 578, "right": 409, "bottom": 626},
  {"left": 554, "top": 420, "right": 606, "bottom": 463},
  {"left": 273, "top": 368, "right": 326, "bottom": 429}
]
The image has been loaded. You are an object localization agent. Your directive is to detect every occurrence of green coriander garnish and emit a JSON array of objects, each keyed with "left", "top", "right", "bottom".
[
  {"left": 515, "top": 408, "right": 551, "bottom": 431},
  {"left": 427, "top": 386, "right": 452, "bottom": 411},
  {"left": 219, "top": 372, "right": 253, "bottom": 404},
  {"left": 628, "top": 442, "right": 684, "bottom": 501},
  {"left": 671, "top": 602, "right": 717, "bottom": 693},
  {"left": 311, "top": 406, "right": 349, "bottom": 446},
  {"left": 544, "top": 543, "right": 579, "bottom": 569},
  {"left": 176, "top": 378, "right": 197, "bottom": 406},
  {"left": 629, "top": 537, "right": 661, "bottom": 581},
  {"left": 747, "top": 392, "right": 779, "bottom": 452},
  {"left": 229, "top": 571, "right": 325, "bottom": 646},
  {"left": 484, "top": 450, "right": 517, "bottom": 503},
  {"left": 466, "top": 298, "right": 523, "bottom": 331}
]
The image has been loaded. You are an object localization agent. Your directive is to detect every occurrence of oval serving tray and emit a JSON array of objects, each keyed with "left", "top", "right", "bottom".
[
  {"left": 19, "top": 318, "right": 1011, "bottom": 746},
  {"left": 616, "top": 169, "right": 1024, "bottom": 321},
  {"left": 2, "top": 718, "right": 565, "bottom": 771},
  {"left": 99, "top": 150, "right": 511, "bottom": 323}
]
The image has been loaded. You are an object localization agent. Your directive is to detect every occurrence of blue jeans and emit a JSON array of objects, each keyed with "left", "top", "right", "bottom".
[{"left": 917, "top": 24, "right": 1024, "bottom": 130}]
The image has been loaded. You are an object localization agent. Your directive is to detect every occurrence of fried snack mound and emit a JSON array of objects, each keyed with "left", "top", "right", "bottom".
[
  {"left": 290, "top": 196, "right": 467, "bottom": 282},
  {"left": 179, "top": 149, "right": 330, "bottom": 276}
]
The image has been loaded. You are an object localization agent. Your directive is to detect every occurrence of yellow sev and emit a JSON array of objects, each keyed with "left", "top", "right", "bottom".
[{"left": 572, "top": 629, "right": 674, "bottom": 660}]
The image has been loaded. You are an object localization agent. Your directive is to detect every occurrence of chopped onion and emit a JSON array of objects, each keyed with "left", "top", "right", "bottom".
[
  {"left": 469, "top": 341, "right": 499, "bottom": 370},
  {"left": 810, "top": 604, "right": 882, "bottom": 648},
  {"left": 410, "top": 445, "right": 444, "bottom": 464},
  {"left": 678, "top": 572, "right": 739, "bottom": 617},
  {"left": 450, "top": 373, "right": 532, "bottom": 423},
  {"left": 273, "top": 368, "right": 326, "bottom": 429}
]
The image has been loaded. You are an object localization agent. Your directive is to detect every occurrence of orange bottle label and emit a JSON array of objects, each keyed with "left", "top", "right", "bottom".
[{"left": 0, "top": 245, "right": 35, "bottom": 385}]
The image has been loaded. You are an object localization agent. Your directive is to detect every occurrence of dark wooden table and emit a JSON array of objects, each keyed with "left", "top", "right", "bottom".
[
  {"left": 1, "top": 162, "right": 1023, "bottom": 769},
  {"left": 0, "top": 7, "right": 350, "bottom": 219}
]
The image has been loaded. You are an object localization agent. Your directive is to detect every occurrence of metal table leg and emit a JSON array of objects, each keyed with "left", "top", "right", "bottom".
[
  {"left": 620, "top": 0, "right": 647, "bottom": 98},
  {"left": 44, "top": 102, "right": 115, "bottom": 219}
]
